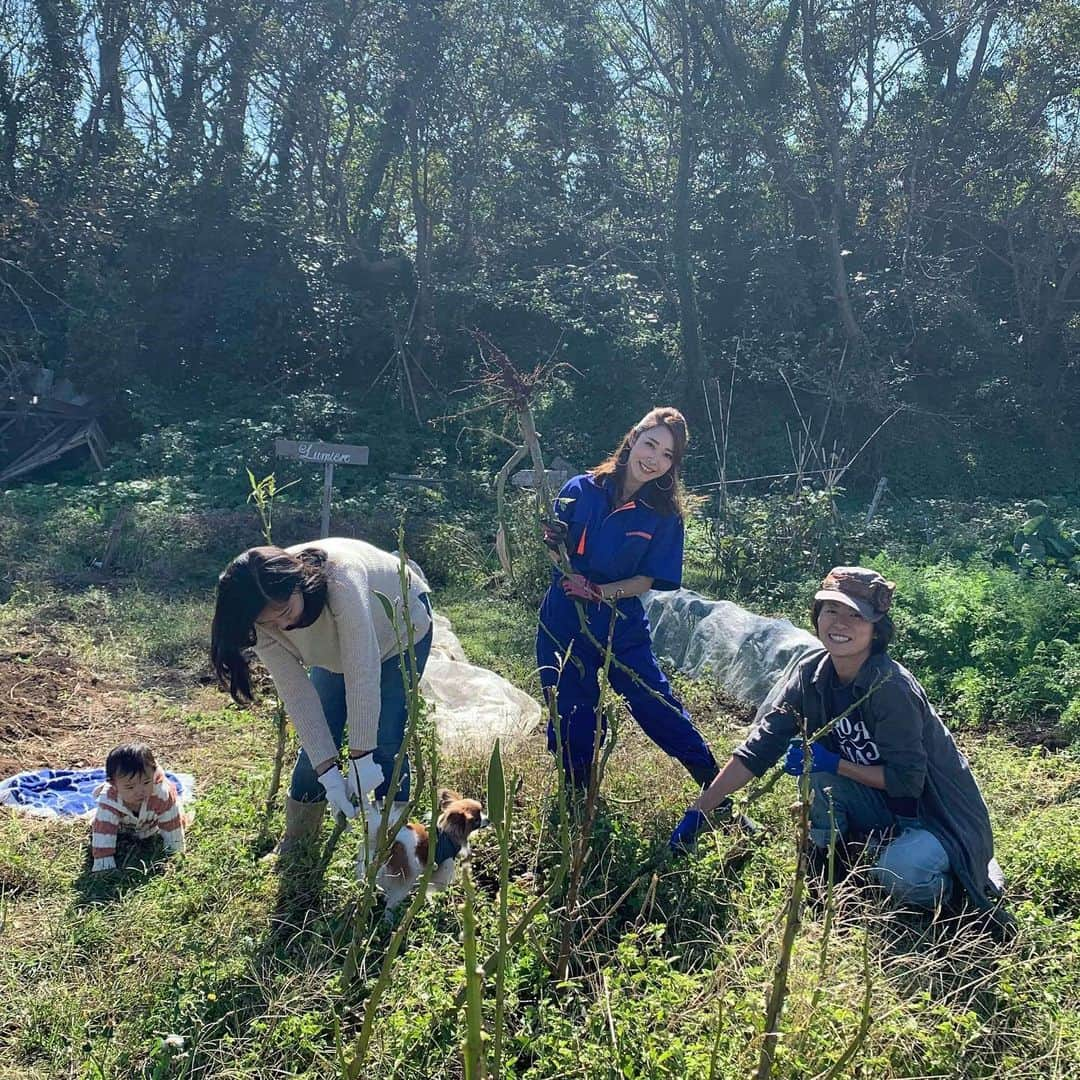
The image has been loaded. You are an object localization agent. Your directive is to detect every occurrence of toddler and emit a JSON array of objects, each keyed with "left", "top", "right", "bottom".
[{"left": 90, "top": 743, "right": 186, "bottom": 872}]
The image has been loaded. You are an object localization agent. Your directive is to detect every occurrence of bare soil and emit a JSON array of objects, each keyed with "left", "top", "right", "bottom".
[{"left": 0, "top": 637, "right": 205, "bottom": 777}]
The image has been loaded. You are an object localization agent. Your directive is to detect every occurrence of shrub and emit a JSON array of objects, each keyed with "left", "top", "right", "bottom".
[
  {"left": 871, "top": 556, "right": 1080, "bottom": 733},
  {"left": 686, "top": 485, "right": 841, "bottom": 611}
]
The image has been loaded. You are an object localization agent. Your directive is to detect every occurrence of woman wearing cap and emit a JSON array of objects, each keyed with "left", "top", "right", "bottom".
[
  {"left": 536, "top": 406, "right": 719, "bottom": 791},
  {"left": 211, "top": 538, "right": 433, "bottom": 857},
  {"left": 670, "top": 566, "right": 1004, "bottom": 912}
]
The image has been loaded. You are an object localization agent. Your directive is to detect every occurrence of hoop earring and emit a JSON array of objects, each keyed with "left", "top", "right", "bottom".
[{"left": 653, "top": 473, "right": 675, "bottom": 492}]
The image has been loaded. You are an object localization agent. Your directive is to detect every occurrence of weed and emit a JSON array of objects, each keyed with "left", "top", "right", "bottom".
[{"left": 2, "top": 474, "right": 1079, "bottom": 1078}]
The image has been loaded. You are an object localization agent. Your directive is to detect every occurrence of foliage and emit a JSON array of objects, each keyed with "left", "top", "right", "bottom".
[
  {"left": 2, "top": 672, "right": 1079, "bottom": 1078},
  {"left": 3, "top": 475, "right": 1080, "bottom": 1077},
  {"left": 500, "top": 489, "right": 560, "bottom": 608},
  {"left": 246, "top": 470, "right": 300, "bottom": 546},
  {"left": 872, "top": 556, "right": 1080, "bottom": 733},
  {"left": 688, "top": 486, "right": 843, "bottom": 611},
  {"left": 1, "top": 0, "right": 1078, "bottom": 493},
  {"left": 1009, "top": 503, "right": 1080, "bottom": 576},
  {"left": 678, "top": 490, "right": 1080, "bottom": 738},
  {"left": 997, "top": 805, "right": 1080, "bottom": 916}
]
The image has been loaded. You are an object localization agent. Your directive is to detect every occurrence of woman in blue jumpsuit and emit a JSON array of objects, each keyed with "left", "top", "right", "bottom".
[{"left": 536, "top": 406, "right": 718, "bottom": 790}]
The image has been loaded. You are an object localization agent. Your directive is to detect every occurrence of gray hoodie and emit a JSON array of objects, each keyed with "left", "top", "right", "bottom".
[{"left": 733, "top": 648, "right": 1002, "bottom": 907}]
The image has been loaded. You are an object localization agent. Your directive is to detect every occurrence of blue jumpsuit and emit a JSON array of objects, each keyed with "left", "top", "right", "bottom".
[{"left": 535, "top": 474, "right": 718, "bottom": 788}]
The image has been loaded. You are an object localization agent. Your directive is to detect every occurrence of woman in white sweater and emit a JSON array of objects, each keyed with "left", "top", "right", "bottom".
[{"left": 211, "top": 538, "right": 433, "bottom": 855}]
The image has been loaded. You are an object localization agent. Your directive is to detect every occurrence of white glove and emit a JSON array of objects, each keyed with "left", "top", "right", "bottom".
[
  {"left": 318, "top": 768, "right": 357, "bottom": 820},
  {"left": 346, "top": 753, "right": 385, "bottom": 803}
]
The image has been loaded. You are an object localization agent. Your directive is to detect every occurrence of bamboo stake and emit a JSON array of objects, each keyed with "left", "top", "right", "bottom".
[{"left": 259, "top": 699, "right": 289, "bottom": 847}]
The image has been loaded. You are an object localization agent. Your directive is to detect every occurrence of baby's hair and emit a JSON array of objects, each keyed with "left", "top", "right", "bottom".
[{"left": 105, "top": 742, "right": 158, "bottom": 780}]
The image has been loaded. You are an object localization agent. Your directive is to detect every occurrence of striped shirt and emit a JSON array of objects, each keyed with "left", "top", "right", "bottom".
[{"left": 90, "top": 769, "right": 186, "bottom": 872}]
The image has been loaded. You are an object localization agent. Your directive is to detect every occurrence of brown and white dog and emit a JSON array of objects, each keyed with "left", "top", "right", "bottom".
[{"left": 371, "top": 790, "right": 487, "bottom": 910}]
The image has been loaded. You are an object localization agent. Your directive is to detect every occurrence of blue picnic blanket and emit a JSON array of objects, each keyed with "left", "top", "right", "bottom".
[{"left": 0, "top": 768, "right": 195, "bottom": 818}]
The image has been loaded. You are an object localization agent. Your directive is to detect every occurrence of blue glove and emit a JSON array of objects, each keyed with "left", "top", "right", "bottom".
[
  {"left": 669, "top": 808, "right": 710, "bottom": 853},
  {"left": 783, "top": 738, "right": 840, "bottom": 776}
]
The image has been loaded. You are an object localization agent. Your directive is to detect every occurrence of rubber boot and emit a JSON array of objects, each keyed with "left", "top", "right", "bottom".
[{"left": 263, "top": 797, "right": 326, "bottom": 866}]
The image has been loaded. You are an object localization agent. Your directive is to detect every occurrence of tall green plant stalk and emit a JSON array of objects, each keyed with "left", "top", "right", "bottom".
[
  {"left": 486, "top": 739, "right": 514, "bottom": 1077},
  {"left": 741, "top": 686, "right": 889, "bottom": 1077},
  {"left": 246, "top": 469, "right": 299, "bottom": 545},
  {"left": 341, "top": 840, "right": 444, "bottom": 1078},
  {"left": 554, "top": 612, "right": 621, "bottom": 981},
  {"left": 460, "top": 859, "right": 487, "bottom": 1080},
  {"left": 807, "top": 790, "right": 839, "bottom": 1021},
  {"left": 259, "top": 699, "right": 289, "bottom": 847},
  {"left": 741, "top": 680, "right": 890, "bottom": 815},
  {"left": 494, "top": 445, "right": 528, "bottom": 579},
  {"left": 342, "top": 532, "right": 432, "bottom": 982},
  {"left": 548, "top": 678, "right": 573, "bottom": 869},
  {"left": 246, "top": 468, "right": 299, "bottom": 830},
  {"left": 446, "top": 859, "right": 569, "bottom": 1015},
  {"left": 340, "top": 533, "right": 457, "bottom": 1079},
  {"left": 816, "top": 931, "right": 873, "bottom": 1080},
  {"left": 755, "top": 737, "right": 814, "bottom": 1080},
  {"left": 442, "top": 704, "right": 570, "bottom": 1022},
  {"left": 707, "top": 991, "right": 726, "bottom": 1080}
]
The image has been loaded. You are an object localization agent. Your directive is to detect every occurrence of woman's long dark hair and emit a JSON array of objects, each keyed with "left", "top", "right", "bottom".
[
  {"left": 590, "top": 405, "right": 689, "bottom": 517},
  {"left": 210, "top": 545, "right": 329, "bottom": 704}
]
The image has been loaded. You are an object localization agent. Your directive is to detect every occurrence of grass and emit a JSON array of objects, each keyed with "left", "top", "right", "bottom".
[{"left": 1, "top": 488, "right": 1079, "bottom": 1077}]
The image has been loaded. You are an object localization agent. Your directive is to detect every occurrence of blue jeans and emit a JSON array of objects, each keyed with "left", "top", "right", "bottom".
[
  {"left": 289, "top": 603, "right": 433, "bottom": 806},
  {"left": 809, "top": 774, "right": 951, "bottom": 909}
]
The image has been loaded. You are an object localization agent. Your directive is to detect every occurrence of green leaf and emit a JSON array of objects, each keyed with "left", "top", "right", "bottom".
[
  {"left": 487, "top": 738, "right": 506, "bottom": 829},
  {"left": 372, "top": 590, "right": 396, "bottom": 623}
]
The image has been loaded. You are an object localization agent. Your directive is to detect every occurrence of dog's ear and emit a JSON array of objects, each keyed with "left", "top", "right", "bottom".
[
  {"left": 438, "top": 806, "right": 468, "bottom": 843},
  {"left": 438, "top": 788, "right": 462, "bottom": 810},
  {"left": 468, "top": 801, "right": 488, "bottom": 832}
]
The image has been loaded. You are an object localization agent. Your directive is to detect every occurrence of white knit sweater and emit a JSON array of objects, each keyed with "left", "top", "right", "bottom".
[{"left": 254, "top": 538, "right": 432, "bottom": 766}]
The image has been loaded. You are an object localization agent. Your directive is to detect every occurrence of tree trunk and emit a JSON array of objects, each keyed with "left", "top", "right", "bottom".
[
  {"left": 79, "top": 0, "right": 131, "bottom": 163},
  {"left": 32, "top": 0, "right": 81, "bottom": 182},
  {"left": 0, "top": 60, "right": 21, "bottom": 185},
  {"left": 800, "top": 0, "right": 865, "bottom": 355},
  {"left": 672, "top": 20, "right": 704, "bottom": 395},
  {"left": 354, "top": 0, "right": 442, "bottom": 247},
  {"left": 215, "top": 18, "right": 258, "bottom": 200}
]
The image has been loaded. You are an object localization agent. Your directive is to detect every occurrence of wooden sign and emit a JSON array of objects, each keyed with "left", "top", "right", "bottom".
[
  {"left": 511, "top": 468, "right": 569, "bottom": 491},
  {"left": 274, "top": 440, "right": 369, "bottom": 466},
  {"left": 275, "top": 438, "right": 370, "bottom": 538},
  {"left": 511, "top": 457, "right": 576, "bottom": 492}
]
